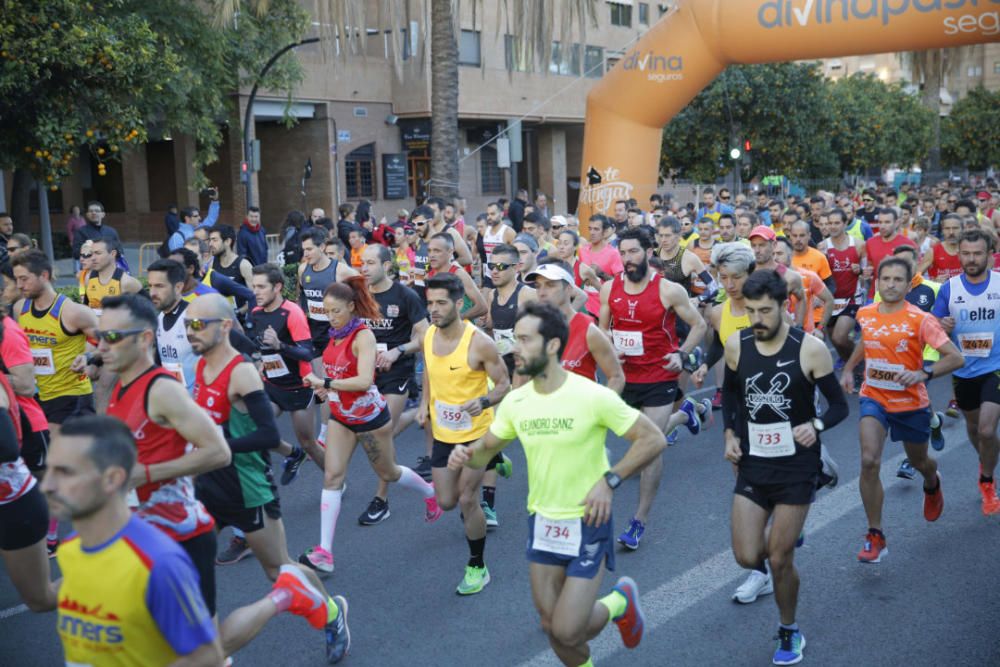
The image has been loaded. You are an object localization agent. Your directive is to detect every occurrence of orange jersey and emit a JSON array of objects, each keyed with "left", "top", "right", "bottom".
[
  {"left": 856, "top": 302, "right": 949, "bottom": 412},
  {"left": 793, "top": 248, "right": 833, "bottom": 325},
  {"left": 787, "top": 267, "right": 825, "bottom": 332}
]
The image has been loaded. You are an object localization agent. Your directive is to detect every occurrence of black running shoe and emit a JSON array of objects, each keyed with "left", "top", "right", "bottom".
[
  {"left": 281, "top": 447, "right": 307, "bottom": 486},
  {"left": 358, "top": 497, "right": 390, "bottom": 526},
  {"left": 415, "top": 455, "right": 432, "bottom": 482}
]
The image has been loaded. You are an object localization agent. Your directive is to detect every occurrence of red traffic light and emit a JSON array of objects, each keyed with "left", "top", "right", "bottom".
[{"left": 744, "top": 140, "right": 752, "bottom": 152}]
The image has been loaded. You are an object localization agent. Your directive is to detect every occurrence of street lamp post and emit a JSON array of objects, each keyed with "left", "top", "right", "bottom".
[{"left": 243, "top": 37, "right": 321, "bottom": 212}]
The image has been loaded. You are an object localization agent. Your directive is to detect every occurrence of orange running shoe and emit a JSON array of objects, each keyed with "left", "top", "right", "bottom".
[
  {"left": 978, "top": 479, "right": 1000, "bottom": 516},
  {"left": 274, "top": 565, "right": 333, "bottom": 630},
  {"left": 857, "top": 531, "right": 887, "bottom": 563},
  {"left": 923, "top": 473, "right": 943, "bottom": 522}
]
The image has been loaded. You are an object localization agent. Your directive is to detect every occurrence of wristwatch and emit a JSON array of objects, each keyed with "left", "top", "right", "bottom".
[
  {"left": 603, "top": 471, "right": 622, "bottom": 490},
  {"left": 478, "top": 396, "right": 491, "bottom": 411},
  {"left": 323, "top": 377, "right": 333, "bottom": 390},
  {"left": 811, "top": 418, "right": 825, "bottom": 432}
]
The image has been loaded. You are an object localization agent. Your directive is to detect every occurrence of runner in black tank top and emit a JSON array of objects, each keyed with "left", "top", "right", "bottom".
[
  {"left": 721, "top": 269, "right": 848, "bottom": 666},
  {"left": 735, "top": 326, "right": 819, "bottom": 483},
  {"left": 660, "top": 247, "right": 692, "bottom": 294},
  {"left": 490, "top": 282, "right": 523, "bottom": 377}
]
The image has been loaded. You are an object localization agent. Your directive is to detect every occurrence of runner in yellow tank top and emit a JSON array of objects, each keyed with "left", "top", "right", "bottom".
[
  {"left": 84, "top": 239, "right": 142, "bottom": 312},
  {"left": 11, "top": 250, "right": 99, "bottom": 436},
  {"left": 418, "top": 272, "right": 510, "bottom": 596},
  {"left": 83, "top": 239, "right": 142, "bottom": 414},
  {"left": 693, "top": 243, "right": 755, "bottom": 403}
]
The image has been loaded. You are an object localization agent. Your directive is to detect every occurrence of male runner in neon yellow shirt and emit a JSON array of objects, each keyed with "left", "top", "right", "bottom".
[{"left": 449, "top": 302, "right": 667, "bottom": 667}]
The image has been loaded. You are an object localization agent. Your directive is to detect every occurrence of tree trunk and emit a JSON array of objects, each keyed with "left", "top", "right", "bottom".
[
  {"left": 429, "top": 0, "right": 459, "bottom": 200},
  {"left": 922, "top": 49, "right": 942, "bottom": 174},
  {"left": 10, "top": 168, "right": 33, "bottom": 234}
]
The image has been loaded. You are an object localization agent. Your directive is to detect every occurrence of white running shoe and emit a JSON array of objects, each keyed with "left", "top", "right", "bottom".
[{"left": 732, "top": 568, "right": 773, "bottom": 604}]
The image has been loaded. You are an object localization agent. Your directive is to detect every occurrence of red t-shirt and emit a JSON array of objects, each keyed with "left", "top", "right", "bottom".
[
  {"left": 0, "top": 317, "right": 48, "bottom": 433},
  {"left": 561, "top": 312, "right": 598, "bottom": 381},
  {"left": 865, "top": 234, "right": 915, "bottom": 298}
]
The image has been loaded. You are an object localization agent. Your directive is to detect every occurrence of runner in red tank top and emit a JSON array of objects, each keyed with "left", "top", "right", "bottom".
[
  {"left": 819, "top": 209, "right": 869, "bottom": 364},
  {"left": 598, "top": 229, "right": 708, "bottom": 550},
  {"left": 99, "top": 294, "right": 346, "bottom": 656},
  {"left": 526, "top": 261, "right": 624, "bottom": 391},
  {"left": 97, "top": 294, "right": 230, "bottom": 617},
  {"left": 184, "top": 293, "right": 350, "bottom": 655},
  {"left": 299, "top": 277, "right": 440, "bottom": 575},
  {"left": 0, "top": 369, "right": 58, "bottom": 613},
  {"left": 917, "top": 214, "right": 963, "bottom": 282}
]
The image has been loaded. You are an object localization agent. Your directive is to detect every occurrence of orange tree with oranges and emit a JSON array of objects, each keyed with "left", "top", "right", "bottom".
[{"left": 0, "top": 0, "right": 307, "bottom": 220}]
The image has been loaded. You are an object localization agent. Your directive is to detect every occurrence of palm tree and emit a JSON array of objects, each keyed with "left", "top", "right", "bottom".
[
  {"left": 219, "top": 0, "right": 598, "bottom": 201},
  {"left": 900, "top": 46, "right": 970, "bottom": 173}
]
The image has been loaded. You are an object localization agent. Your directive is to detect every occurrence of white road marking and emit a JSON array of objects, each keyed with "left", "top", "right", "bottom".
[{"left": 517, "top": 425, "right": 966, "bottom": 666}]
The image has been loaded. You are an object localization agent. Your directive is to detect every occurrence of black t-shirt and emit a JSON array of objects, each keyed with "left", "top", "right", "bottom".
[{"left": 368, "top": 282, "right": 427, "bottom": 376}]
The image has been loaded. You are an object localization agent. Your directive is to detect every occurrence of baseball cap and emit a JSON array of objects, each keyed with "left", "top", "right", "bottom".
[
  {"left": 748, "top": 225, "right": 776, "bottom": 241},
  {"left": 525, "top": 263, "right": 574, "bottom": 285},
  {"left": 977, "top": 191, "right": 991, "bottom": 201},
  {"left": 550, "top": 215, "right": 567, "bottom": 227},
  {"left": 513, "top": 233, "right": 539, "bottom": 252}
]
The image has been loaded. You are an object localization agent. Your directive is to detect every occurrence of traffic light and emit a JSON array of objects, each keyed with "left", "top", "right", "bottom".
[
  {"left": 240, "top": 161, "right": 249, "bottom": 183},
  {"left": 744, "top": 139, "right": 752, "bottom": 152}
]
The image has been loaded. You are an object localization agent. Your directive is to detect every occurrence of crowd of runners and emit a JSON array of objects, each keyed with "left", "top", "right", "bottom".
[{"left": 0, "top": 180, "right": 999, "bottom": 665}]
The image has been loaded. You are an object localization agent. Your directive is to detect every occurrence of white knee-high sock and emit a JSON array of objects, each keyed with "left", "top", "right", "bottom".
[
  {"left": 320, "top": 488, "right": 342, "bottom": 552},
  {"left": 396, "top": 466, "right": 434, "bottom": 498}
]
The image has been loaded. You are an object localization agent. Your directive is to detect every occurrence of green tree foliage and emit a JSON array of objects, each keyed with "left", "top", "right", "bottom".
[
  {"left": 942, "top": 87, "right": 1000, "bottom": 171},
  {"left": 661, "top": 64, "right": 936, "bottom": 183},
  {"left": 0, "top": 0, "right": 307, "bottom": 189},
  {"left": 827, "top": 74, "right": 933, "bottom": 174},
  {"left": 661, "top": 63, "right": 838, "bottom": 183}
]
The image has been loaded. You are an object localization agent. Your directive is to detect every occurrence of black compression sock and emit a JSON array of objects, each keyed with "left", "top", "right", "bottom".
[
  {"left": 467, "top": 537, "right": 486, "bottom": 568},
  {"left": 980, "top": 475, "right": 993, "bottom": 484},
  {"left": 482, "top": 486, "right": 496, "bottom": 509}
]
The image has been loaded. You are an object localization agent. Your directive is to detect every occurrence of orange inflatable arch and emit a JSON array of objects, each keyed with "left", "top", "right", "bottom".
[{"left": 578, "top": 0, "right": 1000, "bottom": 220}]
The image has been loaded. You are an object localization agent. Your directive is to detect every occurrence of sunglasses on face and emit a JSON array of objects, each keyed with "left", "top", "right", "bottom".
[
  {"left": 184, "top": 317, "right": 224, "bottom": 332},
  {"left": 862, "top": 198, "right": 874, "bottom": 203},
  {"left": 720, "top": 196, "right": 731, "bottom": 201},
  {"left": 413, "top": 221, "right": 427, "bottom": 227},
  {"left": 79, "top": 252, "right": 93, "bottom": 259},
  {"left": 487, "top": 262, "right": 515, "bottom": 271},
  {"left": 95, "top": 328, "right": 147, "bottom": 344}
]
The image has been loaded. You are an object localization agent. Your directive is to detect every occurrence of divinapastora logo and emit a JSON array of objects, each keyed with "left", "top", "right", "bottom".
[{"left": 757, "top": 0, "right": 1000, "bottom": 36}]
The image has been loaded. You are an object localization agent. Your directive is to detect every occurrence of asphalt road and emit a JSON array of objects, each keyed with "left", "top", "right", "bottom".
[{"left": 3, "top": 379, "right": 1000, "bottom": 666}]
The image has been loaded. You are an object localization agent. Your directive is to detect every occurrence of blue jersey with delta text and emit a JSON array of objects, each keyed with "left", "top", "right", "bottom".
[{"left": 932, "top": 272, "right": 1000, "bottom": 378}]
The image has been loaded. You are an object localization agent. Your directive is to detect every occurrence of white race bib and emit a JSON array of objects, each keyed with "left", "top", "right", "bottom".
[
  {"left": 31, "top": 348, "right": 55, "bottom": 376},
  {"left": 493, "top": 329, "right": 515, "bottom": 356},
  {"left": 866, "top": 359, "right": 904, "bottom": 391},
  {"left": 306, "top": 299, "right": 328, "bottom": 322},
  {"left": 612, "top": 330, "right": 644, "bottom": 356},
  {"left": 832, "top": 298, "right": 849, "bottom": 315},
  {"left": 958, "top": 332, "right": 993, "bottom": 358},
  {"left": 532, "top": 514, "right": 582, "bottom": 557},
  {"left": 162, "top": 362, "right": 186, "bottom": 386},
  {"left": 434, "top": 400, "right": 472, "bottom": 432},
  {"left": 748, "top": 421, "right": 795, "bottom": 458},
  {"left": 376, "top": 343, "right": 388, "bottom": 353},
  {"left": 261, "top": 353, "right": 290, "bottom": 379}
]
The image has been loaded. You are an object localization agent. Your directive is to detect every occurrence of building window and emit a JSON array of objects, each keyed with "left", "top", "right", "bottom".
[
  {"left": 584, "top": 45, "right": 604, "bottom": 78},
  {"left": 967, "top": 65, "right": 982, "bottom": 78},
  {"left": 480, "top": 148, "right": 505, "bottom": 195},
  {"left": 995, "top": 61, "right": 1000, "bottom": 74},
  {"left": 550, "top": 42, "right": 581, "bottom": 76},
  {"left": 345, "top": 143, "right": 376, "bottom": 199},
  {"left": 639, "top": 2, "right": 649, "bottom": 24},
  {"left": 504, "top": 35, "right": 529, "bottom": 72},
  {"left": 459, "top": 30, "right": 481, "bottom": 67},
  {"left": 609, "top": 1, "right": 632, "bottom": 27}
]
